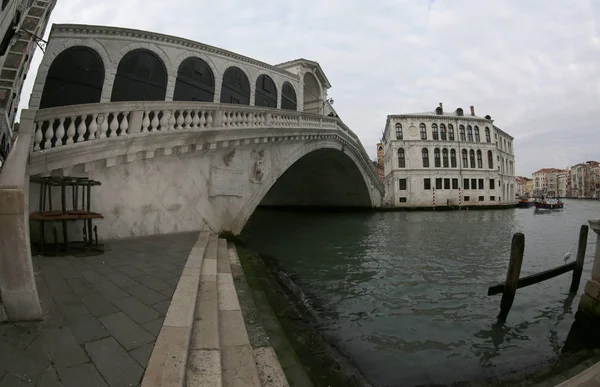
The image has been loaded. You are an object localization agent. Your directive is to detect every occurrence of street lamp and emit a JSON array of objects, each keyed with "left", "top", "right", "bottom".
[
  {"left": 322, "top": 97, "right": 334, "bottom": 115},
  {"left": 10, "top": 28, "right": 47, "bottom": 52}
]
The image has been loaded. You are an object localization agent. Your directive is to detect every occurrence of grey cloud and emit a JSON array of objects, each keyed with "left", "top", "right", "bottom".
[{"left": 18, "top": 0, "right": 600, "bottom": 177}]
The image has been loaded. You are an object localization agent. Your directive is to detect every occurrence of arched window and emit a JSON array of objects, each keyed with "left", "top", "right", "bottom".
[
  {"left": 432, "top": 124, "right": 439, "bottom": 140},
  {"left": 462, "top": 149, "right": 468, "bottom": 168},
  {"left": 111, "top": 49, "right": 167, "bottom": 102},
  {"left": 397, "top": 148, "right": 405, "bottom": 168},
  {"left": 448, "top": 124, "right": 455, "bottom": 140},
  {"left": 422, "top": 148, "right": 429, "bottom": 167},
  {"left": 450, "top": 149, "right": 457, "bottom": 168},
  {"left": 255, "top": 74, "right": 277, "bottom": 108},
  {"left": 40, "top": 46, "right": 105, "bottom": 109},
  {"left": 474, "top": 126, "right": 480, "bottom": 142},
  {"left": 459, "top": 125, "right": 466, "bottom": 141},
  {"left": 434, "top": 148, "right": 441, "bottom": 167},
  {"left": 469, "top": 149, "right": 476, "bottom": 168},
  {"left": 440, "top": 124, "right": 447, "bottom": 140},
  {"left": 220, "top": 66, "right": 250, "bottom": 105},
  {"left": 442, "top": 148, "right": 449, "bottom": 167},
  {"left": 476, "top": 150, "right": 483, "bottom": 168},
  {"left": 173, "top": 57, "right": 215, "bottom": 102},
  {"left": 420, "top": 123, "right": 427, "bottom": 140},
  {"left": 485, "top": 127, "right": 491, "bottom": 143},
  {"left": 488, "top": 150, "right": 494, "bottom": 169},
  {"left": 467, "top": 125, "right": 473, "bottom": 141},
  {"left": 395, "top": 123, "right": 403, "bottom": 140},
  {"left": 281, "top": 82, "right": 297, "bottom": 110}
]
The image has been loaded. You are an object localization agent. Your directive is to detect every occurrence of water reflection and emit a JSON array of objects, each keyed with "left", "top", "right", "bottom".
[{"left": 241, "top": 200, "right": 600, "bottom": 386}]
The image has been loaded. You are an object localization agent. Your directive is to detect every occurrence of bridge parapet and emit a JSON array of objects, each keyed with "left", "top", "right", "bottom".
[{"left": 29, "top": 102, "right": 383, "bottom": 193}]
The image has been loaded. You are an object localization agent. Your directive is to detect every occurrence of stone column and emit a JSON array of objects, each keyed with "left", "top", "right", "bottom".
[
  {"left": 0, "top": 109, "right": 42, "bottom": 321},
  {"left": 579, "top": 219, "right": 600, "bottom": 316}
]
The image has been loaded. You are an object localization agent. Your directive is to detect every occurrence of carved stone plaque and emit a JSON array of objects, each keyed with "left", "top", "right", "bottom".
[
  {"left": 408, "top": 126, "right": 418, "bottom": 137},
  {"left": 209, "top": 166, "right": 244, "bottom": 197}
]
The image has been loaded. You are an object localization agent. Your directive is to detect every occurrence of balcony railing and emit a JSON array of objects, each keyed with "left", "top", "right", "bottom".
[{"left": 29, "top": 101, "right": 382, "bottom": 191}]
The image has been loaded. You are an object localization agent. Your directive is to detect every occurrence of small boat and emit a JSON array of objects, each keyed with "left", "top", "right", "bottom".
[{"left": 534, "top": 198, "right": 564, "bottom": 210}]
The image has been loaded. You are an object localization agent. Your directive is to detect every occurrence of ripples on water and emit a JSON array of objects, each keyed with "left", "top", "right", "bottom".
[{"left": 240, "top": 200, "right": 600, "bottom": 386}]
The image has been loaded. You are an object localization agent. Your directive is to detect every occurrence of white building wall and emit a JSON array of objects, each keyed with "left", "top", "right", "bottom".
[{"left": 382, "top": 111, "right": 516, "bottom": 208}]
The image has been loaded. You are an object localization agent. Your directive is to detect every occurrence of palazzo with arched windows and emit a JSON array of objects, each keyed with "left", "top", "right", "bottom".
[{"left": 379, "top": 104, "right": 516, "bottom": 208}]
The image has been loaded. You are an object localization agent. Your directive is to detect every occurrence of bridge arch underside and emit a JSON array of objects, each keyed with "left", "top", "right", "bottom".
[
  {"left": 258, "top": 148, "right": 372, "bottom": 209},
  {"left": 28, "top": 139, "right": 378, "bottom": 240}
]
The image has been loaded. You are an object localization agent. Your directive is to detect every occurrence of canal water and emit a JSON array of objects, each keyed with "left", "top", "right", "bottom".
[{"left": 240, "top": 199, "right": 600, "bottom": 387}]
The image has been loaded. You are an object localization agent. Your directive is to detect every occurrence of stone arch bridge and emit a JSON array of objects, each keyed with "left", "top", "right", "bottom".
[{"left": 25, "top": 102, "right": 384, "bottom": 240}]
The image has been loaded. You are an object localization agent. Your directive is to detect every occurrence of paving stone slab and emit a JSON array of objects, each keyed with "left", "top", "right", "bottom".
[
  {"left": 115, "top": 265, "right": 146, "bottom": 278},
  {"left": 80, "top": 293, "right": 119, "bottom": 318},
  {"left": 142, "top": 318, "right": 164, "bottom": 337},
  {"left": 66, "top": 277, "right": 95, "bottom": 295},
  {"left": 134, "top": 275, "right": 170, "bottom": 292},
  {"left": 129, "top": 341, "right": 156, "bottom": 367},
  {"left": 79, "top": 270, "right": 107, "bottom": 284},
  {"left": 0, "top": 340, "right": 48, "bottom": 381},
  {"left": 113, "top": 297, "right": 160, "bottom": 324},
  {"left": 85, "top": 337, "right": 144, "bottom": 387},
  {"left": 0, "top": 373, "right": 33, "bottom": 387},
  {"left": 94, "top": 282, "right": 130, "bottom": 301},
  {"left": 30, "top": 327, "right": 89, "bottom": 368},
  {"left": 105, "top": 272, "right": 139, "bottom": 290},
  {"left": 124, "top": 284, "right": 168, "bottom": 306},
  {"left": 99, "top": 312, "right": 154, "bottom": 351},
  {"left": 58, "top": 363, "right": 108, "bottom": 387},
  {"left": 0, "top": 323, "right": 41, "bottom": 349},
  {"left": 151, "top": 300, "right": 170, "bottom": 315},
  {"left": 37, "top": 367, "right": 62, "bottom": 387},
  {"left": 58, "top": 266, "right": 81, "bottom": 280},
  {"left": 67, "top": 314, "right": 110, "bottom": 344}
]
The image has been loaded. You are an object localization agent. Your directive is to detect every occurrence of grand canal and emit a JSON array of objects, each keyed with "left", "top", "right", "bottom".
[{"left": 240, "top": 200, "right": 600, "bottom": 386}]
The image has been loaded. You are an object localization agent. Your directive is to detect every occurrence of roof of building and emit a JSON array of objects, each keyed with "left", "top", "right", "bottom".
[
  {"left": 275, "top": 58, "right": 332, "bottom": 89},
  {"left": 533, "top": 168, "right": 567, "bottom": 174}
]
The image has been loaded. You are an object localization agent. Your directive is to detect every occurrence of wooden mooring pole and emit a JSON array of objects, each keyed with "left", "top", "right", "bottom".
[
  {"left": 498, "top": 232, "right": 525, "bottom": 321},
  {"left": 569, "top": 225, "right": 589, "bottom": 293}
]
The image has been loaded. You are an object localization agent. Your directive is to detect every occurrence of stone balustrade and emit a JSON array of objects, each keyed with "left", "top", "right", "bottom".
[{"left": 29, "top": 102, "right": 381, "bottom": 191}]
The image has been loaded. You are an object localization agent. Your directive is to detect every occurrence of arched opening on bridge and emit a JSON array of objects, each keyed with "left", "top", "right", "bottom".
[
  {"left": 39, "top": 46, "right": 104, "bottom": 109},
  {"left": 254, "top": 74, "right": 277, "bottom": 108},
  {"left": 111, "top": 49, "right": 167, "bottom": 102},
  {"left": 303, "top": 72, "right": 321, "bottom": 114},
  {"left": 220, "top": 66, "right": 250, "bottom": 105},
  {"left": 259, "top": 148, "right": 372, "bottom": 209},
  {"left": 173, "top": 57, "right": 215, "bottom": 102},
  {"left": 281, "top": 82, "right": 297, "bottom": 111}
]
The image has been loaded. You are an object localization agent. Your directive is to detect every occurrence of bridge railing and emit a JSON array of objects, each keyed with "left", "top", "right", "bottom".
[{"left": 29, "top": 101, "right": 383, "bottom": 191}]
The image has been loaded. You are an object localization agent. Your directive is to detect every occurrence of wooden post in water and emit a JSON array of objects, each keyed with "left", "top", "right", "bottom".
[
  {"left": 569, "top": 225, "right": 589, "bottom": 293},
  {"left": 498, "top": 233, "right": 525, "bottom": 321}
]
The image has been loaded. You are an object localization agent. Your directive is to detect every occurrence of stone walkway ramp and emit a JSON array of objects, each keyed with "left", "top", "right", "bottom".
[
  {"left": 142, "top": 233, "right": 289, "bottom": 387},
  {"left": 0, "top": 232, "right": 198, "bottom": 386}
]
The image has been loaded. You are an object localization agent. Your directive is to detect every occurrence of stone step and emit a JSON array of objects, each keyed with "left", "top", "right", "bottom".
[
  {"left": 217, "top": 238, "right": 261, "bottom": 387},
  {"left": 186, "top": 234, "right": 222, "bottom": 387},
  {"left": 141, "top": 231, "right": 209, "bottom": 387},
  {"left": 227, "top": 247, "right": 290, "bottom": 387}
]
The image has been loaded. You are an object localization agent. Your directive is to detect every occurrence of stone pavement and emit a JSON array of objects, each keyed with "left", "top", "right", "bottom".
[{"left": 0, "top": 231, "right": 199, "bottom": 387}]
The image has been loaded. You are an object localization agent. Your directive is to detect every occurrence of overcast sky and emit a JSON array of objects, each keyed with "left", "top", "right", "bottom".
[{"left": 19, "top": 0, "right": 600, "bottom": 176}]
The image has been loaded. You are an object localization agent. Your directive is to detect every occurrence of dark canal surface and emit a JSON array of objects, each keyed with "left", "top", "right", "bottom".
[{"left": 240, "top": 199, "right": 600, "bottom": 387}]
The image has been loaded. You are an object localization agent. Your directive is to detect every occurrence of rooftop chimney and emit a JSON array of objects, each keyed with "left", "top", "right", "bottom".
[{"left": 470, "top": 105, "right": 475, "bottom": 116}]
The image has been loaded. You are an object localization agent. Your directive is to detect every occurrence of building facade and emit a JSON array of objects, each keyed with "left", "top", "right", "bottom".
[
  {"left": 0, "top": 0, "right": 55, "bottom": 165},
  {"left": 515, "top": 176, "right": 532, "bottom": 197},
  {"left": 381, "top": 104, "right": 516, "bottom": 208},
  {"left": 570, "top": 161, "right": 600, "bottom": 199},
  {"left": 532, "top": 168, "right": 568, "bottom": 198}
]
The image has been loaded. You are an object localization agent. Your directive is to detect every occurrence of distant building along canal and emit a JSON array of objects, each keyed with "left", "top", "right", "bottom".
[{"left": 379, "top": 103, "right": 516, "bottom": 208}]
